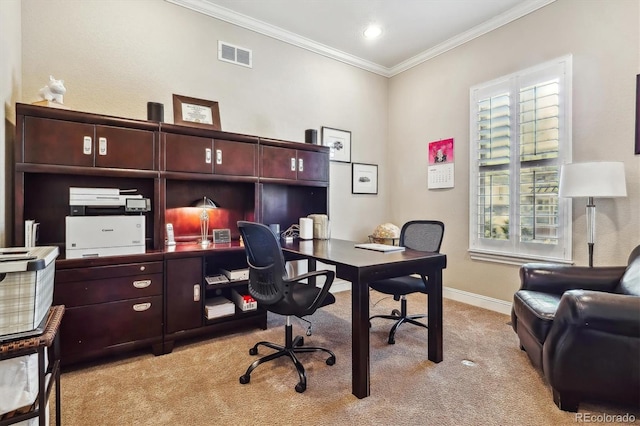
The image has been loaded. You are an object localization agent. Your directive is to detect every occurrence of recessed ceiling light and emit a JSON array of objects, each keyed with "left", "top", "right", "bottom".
[{"left": 363, "top": 24, "right": 383, "bottom": 39}]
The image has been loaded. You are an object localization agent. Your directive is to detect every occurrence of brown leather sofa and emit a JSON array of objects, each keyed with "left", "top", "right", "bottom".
[{"left": 511, "top": 245, "right": 640, "bottom": 411}]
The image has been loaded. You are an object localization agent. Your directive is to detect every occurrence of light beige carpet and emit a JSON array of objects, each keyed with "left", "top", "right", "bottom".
[{"left": 55, "top": 291, "right": 639, "bottom": 425}]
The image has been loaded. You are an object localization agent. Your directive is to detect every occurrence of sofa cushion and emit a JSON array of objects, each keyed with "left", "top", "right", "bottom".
[{"left": 513, "top": 290, "right": 562, "bottom": 344}]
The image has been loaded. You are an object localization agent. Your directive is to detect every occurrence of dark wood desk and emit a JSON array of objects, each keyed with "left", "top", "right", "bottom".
[{"left": 281, "top": 238, "right": 447, "bottom": 399}]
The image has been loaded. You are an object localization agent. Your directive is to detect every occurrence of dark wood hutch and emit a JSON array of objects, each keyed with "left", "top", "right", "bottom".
[{"left": 13, "top": 103, "right": 330, "bottom": 365}]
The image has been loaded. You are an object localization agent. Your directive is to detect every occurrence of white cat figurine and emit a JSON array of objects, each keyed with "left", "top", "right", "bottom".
[{"left": 38, "top": 75, "right": 66, "bottom": 104}]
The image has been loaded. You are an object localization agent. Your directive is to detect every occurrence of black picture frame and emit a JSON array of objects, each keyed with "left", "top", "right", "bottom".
[
  {"left": 352, "top": 163, "right": 378, "bottom": 194},
  {"left": 321, "top": 126, "right": 351, "bottom": 162}
]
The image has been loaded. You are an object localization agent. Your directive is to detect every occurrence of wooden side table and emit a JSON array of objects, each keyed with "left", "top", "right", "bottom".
[{"left": 0, "top": 305, "right": 64, "bottom": 426}]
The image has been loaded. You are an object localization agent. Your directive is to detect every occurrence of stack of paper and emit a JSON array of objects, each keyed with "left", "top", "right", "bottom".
[
  {"left": 354, "top": 243, "right": 405, "bottom": 252},
  {"left": 204, "top": 296, "right": 235, "bottom": 319}
]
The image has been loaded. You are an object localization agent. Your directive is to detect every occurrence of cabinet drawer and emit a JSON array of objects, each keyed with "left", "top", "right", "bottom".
[
  {"left": 54, "top": 272, "right": 162, "bottom": 307},
  {"left": 59, "top": 295, "right": 162, "bottom": 358},
  {"left": 56, "top": 261, "right": 163, "bottom": 282}
]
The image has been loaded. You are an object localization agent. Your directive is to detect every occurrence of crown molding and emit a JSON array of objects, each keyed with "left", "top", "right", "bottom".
[
  {"left": 167, "top": 0, "right": 556, "bottom": 78},
  {"left": 388, "top": 0, "right": 556, "bottom": 76}
]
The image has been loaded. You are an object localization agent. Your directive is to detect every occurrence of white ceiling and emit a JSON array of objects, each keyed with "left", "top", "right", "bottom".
[{"left": 168, "top": 0, "right": 554, "bottom": 76}]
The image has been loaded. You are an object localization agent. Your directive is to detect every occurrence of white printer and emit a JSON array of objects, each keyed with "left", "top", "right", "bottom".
[{"left": 65, "top": 187, "right": 148, "bottom": 259}]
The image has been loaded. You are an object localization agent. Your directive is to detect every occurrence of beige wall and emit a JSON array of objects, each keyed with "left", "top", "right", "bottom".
[
  {"left": 388, "top": 0, "right": 640, "bottom": 303},
  {"left": 18, "top": 0, "right": 390, "bottom": 242},
  {"left": 3, "top": 0, "right": 639, "bottom": 306},
  {"left": 0, "top": 0, "right": 22, "bottom": 247}
]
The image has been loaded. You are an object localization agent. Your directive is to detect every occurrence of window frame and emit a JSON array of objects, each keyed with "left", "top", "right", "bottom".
[{"left": 468, "top": 55, "right": 573, "bottom": 265}]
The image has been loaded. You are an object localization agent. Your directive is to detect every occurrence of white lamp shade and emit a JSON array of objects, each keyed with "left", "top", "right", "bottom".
[{"left": 559, "top": 162, "right": 627, "bottom": 198}]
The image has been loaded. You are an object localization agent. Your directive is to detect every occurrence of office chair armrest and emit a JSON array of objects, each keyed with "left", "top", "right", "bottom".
[{"left": 289, "top": 269, "right": 336, "bottom": 311}]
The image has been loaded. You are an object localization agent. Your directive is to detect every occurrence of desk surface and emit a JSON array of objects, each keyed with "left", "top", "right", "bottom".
[{"left": 282, "top": 238, "right": 446, "bottom": 269}]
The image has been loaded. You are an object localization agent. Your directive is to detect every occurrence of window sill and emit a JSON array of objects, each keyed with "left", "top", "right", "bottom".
[{"left": 468, "top": 249, "right": 573, "bottom": 266}]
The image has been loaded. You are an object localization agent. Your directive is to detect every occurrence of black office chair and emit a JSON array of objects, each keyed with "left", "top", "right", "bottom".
[
  {"left": 237, "top": 221, "right": 336, "bottom": 393},
  {"left": 369, "top": 220, "right": 444, "bottom": 344}
]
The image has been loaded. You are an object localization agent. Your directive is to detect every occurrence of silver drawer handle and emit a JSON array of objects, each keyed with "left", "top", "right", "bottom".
[
  {"left": 133, "top": 302, "right": 151, "bottom": 312},
  {"left": 133, "top": 279, "right": 151, "bottom": 289}
]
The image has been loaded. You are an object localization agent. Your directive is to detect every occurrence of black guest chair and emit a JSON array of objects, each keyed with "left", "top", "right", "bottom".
[
  {"left": 237, "top": 221, "right": 336, "bottom": 393},
  {"left": 369, "top": 220, "right": 444, "bottom": 344}
]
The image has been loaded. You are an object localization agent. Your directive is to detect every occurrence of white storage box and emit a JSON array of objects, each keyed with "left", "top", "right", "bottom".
[
  {"left": 0, "top": 247, "right": 58, "bottom": 341},
  {"left": 231, "top": 289, "right": 257, "bottom": 312}
]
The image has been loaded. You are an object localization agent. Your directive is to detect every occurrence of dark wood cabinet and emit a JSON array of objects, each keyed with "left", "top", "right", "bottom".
[
  {"left": 163, "top": 248, "right": 266, "bottom": 352},
  {"left": 22, "top": 116, "right": 156, "bottom": 170},
  {"left": 23, "top": 116, "right": 95, "bottom": 167},
  {"left": 164, "top": 133, "right": 213, "bottom": 174},
  {"left": 165, "top": 256, "right": 203, "bottom": 334},
  {"left": 213, "top": 138, "right": 257, "bottom": 176},
  {"left": 53, "top": 258, "right": 164, "bottom": 364},
  {"left": 94, "top": 125, "right": 156, "bottom": 170},
  {"left": 14, "top": 103, "right": 328, "bottom": 365},
  {"left": 260, "top": 139, "right": 329, "bottom": 182},
  {"left": 161, "top": 124, "right": 259, "bottom": 178}
]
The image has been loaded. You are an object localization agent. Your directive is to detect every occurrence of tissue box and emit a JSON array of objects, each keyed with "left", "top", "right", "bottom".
[{"left": 0, "top": 247, "right": 59, "bottom": 340}]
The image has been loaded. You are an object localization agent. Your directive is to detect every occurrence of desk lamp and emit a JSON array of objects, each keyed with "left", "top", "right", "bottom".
[
  {"left": 192, "top": 197, "right": 218, "bottom": 246},
  {"left": 559, "top": 162, "right": 627, "bottom": 267}
]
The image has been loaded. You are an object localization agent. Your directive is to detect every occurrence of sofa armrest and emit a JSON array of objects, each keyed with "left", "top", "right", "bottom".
[
  {"left": 542, "top": 290, "right": 640, "bottom": 405},
  {"left": 519, "top": 263, "right": 625, "bottom": 295},
  {"left": 553, "top": 289, "right": 640, "bottom": 335}
]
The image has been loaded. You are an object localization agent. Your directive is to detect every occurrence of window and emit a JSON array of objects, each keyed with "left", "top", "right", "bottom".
[{"left": 469, "top": 56, "right": 572, "bottom": 264}]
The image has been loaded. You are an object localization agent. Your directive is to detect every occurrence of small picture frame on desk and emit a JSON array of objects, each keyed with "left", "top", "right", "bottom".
[
  {"left": 212, "top": 229, "right": 231, "bottom": 244},
  {"left": 172, "top": 94, "right": 221, "bottom": 130}
]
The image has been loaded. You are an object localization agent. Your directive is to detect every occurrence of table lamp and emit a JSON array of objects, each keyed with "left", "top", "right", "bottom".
[{"left": 559, "top": 162, "right": 627, "bottom": 267}]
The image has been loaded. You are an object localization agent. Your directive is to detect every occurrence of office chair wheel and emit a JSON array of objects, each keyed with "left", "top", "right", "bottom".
[
  {"left": 391, "top": 309, "right": 401, "bottom": 316},
  {"left": 326, "top": 356, "right": 336, "bottom": 366},
  {"left": 239, "top": 374, "right": 250, "bottom": 385},
  {"left": 295, "top": 382, "right": 306, "bottom": 393},
  {"left": 249, "top": 347, "right": 258, "bottom": 355},
  {"left": 296, "top": 337, "right": 304, "bottom": 346},
  {"left": 388, "top": 336, "right": 396, "bottom": 345}
]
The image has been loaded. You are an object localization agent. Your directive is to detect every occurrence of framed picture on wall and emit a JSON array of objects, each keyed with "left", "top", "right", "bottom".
[
  {"left": 321, "top": 127, "right": 351, "bottom": 162},
  {"left": 172, "top": 94, "right": 221, "bottom": 130},
  {"left": 352, "top": 163, "right": 378, "bottom": 194}
]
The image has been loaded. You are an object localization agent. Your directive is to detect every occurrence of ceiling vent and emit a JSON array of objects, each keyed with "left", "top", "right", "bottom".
[{"left": 218, "top": 41, "right": 252, "bottom": 68}]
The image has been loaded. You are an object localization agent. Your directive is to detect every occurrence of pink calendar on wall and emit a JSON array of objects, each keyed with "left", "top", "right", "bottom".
[{"left": 428, "top": 138, "right": 454, "bottom": 189}]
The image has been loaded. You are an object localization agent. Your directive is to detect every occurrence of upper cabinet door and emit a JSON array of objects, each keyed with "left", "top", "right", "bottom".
[
  {"left": 164, "top": 133, "right": 213, "bottom": 174},
  {"left": 297, "top": 149, "right": 329, "bottom": 182},
  {"left": 23, "top": 116, "right": 95, "bottom": 166},
  {"left": 260, "top": 145, "right": 297, "bottom": 180},
  {"left": 212, "top": 139, "right": 257, "bottom": 176},
  {"left": 95, "top": 125, "right": 156, "bottom": 170}
]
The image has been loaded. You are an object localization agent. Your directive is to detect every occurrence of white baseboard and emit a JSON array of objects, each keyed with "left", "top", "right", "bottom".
[
  {"left": 442, "top": 286, "right": 512, "bottom": 315},
  {"left": 329, "top": 279, "right": 352, "bottom": 294},
  {"left": 330, "top": 280, "right": 512, "bottom": 315}
]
